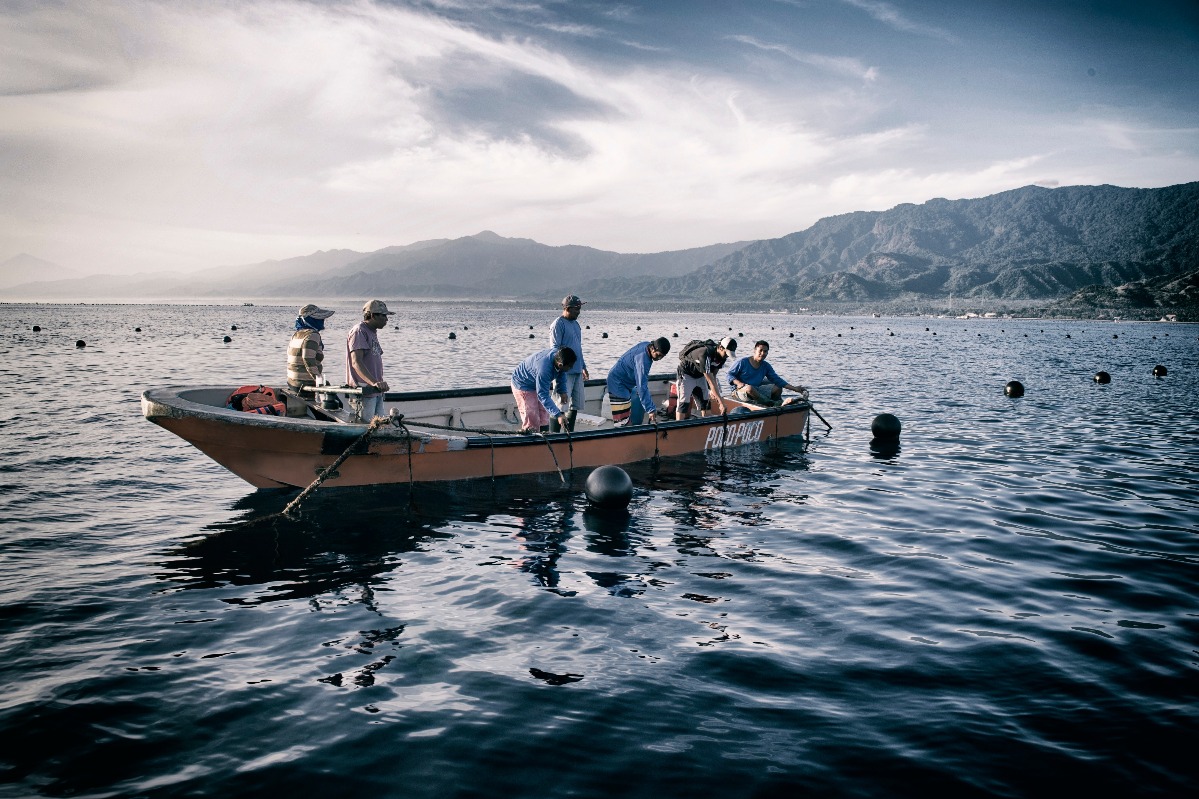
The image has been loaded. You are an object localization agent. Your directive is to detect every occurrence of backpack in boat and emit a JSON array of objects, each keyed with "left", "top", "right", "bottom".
[
  {"left": 226, "top": 384, "right": 286, "bottom": 416},
  {"left": 679, "top": 339, "right": 716, "bottom": 378}
]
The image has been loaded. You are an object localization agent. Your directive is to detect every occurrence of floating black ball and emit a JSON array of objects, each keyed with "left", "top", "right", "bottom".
[
  {"left": 135, "top": 327, "right": 141, "bottom": 332},
  {"left": 601, "top": 332, "right": 608, "bottom": 338},
  {"left": 871, "top": 413, "right": 901, "bottom": 440},
  {"left": 1152, "top": 365, "right": 1167, "bottom": 377},
  {"left": 448, "top": 332, "right": 457, "bottom": 340},
  {"left": 32, "top": 325, "right": 41, "bottom": 332},
  {"left": 636, "top": 326, "right": 641, "bottom": 330},
  {"left": 788, "top": 333, "right": 794, "bottom": 337},
  {"left": 672, "top": 332, "right": 678, "bottom": 337},
  {"left": 1004, "top": 380, "right": 1024, "bottom": 397},
  {"left": 231, "top": 325, "right": 237, "bottom": 330},
  {"left": 1112, "top": 334, "right": 1117, "bottom": 339},
  {"left": 75, "top": 339, "right": 86, "bottom": 348},
  {"left": 528, "top": 333, "right": 534, "bottom": 338},
  {"left": 585, "top": 465, "right": 633, "bottom": 509},
  {"left": 529, "top": 325, "right": 533, "bottom": 329},
  {"left": 223, "top": 335, "right": 232, "bottom": 343},
  {"left": 464, "top": 325, "right": 469, "bottom": 330},
  {"left": 586, "top": 325, "right": 590, "bottom": 329},
  {"left": 1093, "top": 371, "right": 1110, "bottom": 384}
]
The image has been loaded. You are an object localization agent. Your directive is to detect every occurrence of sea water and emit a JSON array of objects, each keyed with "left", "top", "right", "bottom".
[{"left": 0, "top": 302, "right": 1195, "bottom": 798}]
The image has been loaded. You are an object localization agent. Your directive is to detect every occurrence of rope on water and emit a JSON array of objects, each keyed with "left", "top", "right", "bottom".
[{"left": 282, "top": 416, "right": 394, "bottom": 518}]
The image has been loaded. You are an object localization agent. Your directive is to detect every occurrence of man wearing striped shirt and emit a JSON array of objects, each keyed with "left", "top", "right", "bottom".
[{"left": 287, "top": 303, "right": 335, "bottom": 388}]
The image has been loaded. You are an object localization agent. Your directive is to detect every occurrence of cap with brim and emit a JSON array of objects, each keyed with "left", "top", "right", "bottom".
[
  {"left": 363, "top": 300, "right": 395, "bottom": 315},
  {"left": 561, "top": 294, "right": 585, "bottom": 308},
  {"left": 298, "top": 304, "right": 335, "bottom": 319},
  {"left": 719, "top": 336, "right": 737, "bottom": 352}
]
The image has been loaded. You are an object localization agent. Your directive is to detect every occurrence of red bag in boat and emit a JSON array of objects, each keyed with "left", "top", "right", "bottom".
[{"left": 226, "top": 385, "right": 286, "bottom": 416}]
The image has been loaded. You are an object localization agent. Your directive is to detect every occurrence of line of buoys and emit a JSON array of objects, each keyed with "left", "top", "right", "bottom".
[
  {"left": 75, "top": 339, "right": 86, "bottom": 348},
  {"left": 586, "top": 465, "right": 633, "bottom": 509},
  {"left": 1093, "top": 371, "right": 1110, "bottom": 384},
  {"left": 1004, "top": 380, "right": 1024, "bottom": 398}
]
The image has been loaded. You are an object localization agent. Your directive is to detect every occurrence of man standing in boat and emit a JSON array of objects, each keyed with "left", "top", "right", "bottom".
[
  {"left": 606, "top": 337, "right": 670, "bottom": 426},
  {"left": 346, "top": 299, "right": 393, "bottom": 422},
  {"left": 287, "top": 303, "right": 335, "bottom": 389},
  {"left": 511, "top": 346, "right": 578, "bottom": 433},
  {"left": 727, "top": 340, "right": 807, "bottom": 406},
  {"left": 549, "top": 294, "right": 588, "bottom": 432},
  {"left": 673, "top": 336, "right": 736, "bottom": 420}
]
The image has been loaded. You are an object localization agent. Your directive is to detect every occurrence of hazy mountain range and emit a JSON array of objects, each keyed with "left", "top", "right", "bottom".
[{"left": 3, "top": 182, "right": 1196, "bottom": 319}]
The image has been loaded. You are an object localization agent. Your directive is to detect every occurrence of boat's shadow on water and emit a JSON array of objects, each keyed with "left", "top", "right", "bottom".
[{"left": 157, "top": 442, "right": 812, "bottom": 603}]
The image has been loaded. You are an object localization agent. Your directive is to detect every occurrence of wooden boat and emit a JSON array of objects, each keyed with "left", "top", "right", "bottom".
[{"left": 141, "top": 376, "right": 811, "bottom": 489}]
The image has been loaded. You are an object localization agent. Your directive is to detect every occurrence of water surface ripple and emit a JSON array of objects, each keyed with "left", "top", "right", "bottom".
[{"left": 1, "top": 303, "right": 1195, "bottom": 798}]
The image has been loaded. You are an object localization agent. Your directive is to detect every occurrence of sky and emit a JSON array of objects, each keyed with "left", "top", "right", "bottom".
[{"left": 2, "top": 0, "right": 1198, "bottom": 275}]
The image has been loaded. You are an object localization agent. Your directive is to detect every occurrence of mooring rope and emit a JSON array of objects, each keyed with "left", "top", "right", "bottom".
[{"left": 281, "top": 416, "right": 394, "bottom": 518}]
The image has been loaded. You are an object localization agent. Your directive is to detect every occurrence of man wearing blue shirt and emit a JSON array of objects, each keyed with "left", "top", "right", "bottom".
[
  {"left": 512, "top": 346, "right": 578, "bottom": 432},
  {"left": 727, "top": 340, "right": 807, "bottom": 406},
  {"left": 606, "top": 337, "right": 671, "bottom": 426},
  {"left": 550, "top": 294, "right": 588, "bottom": 432}
]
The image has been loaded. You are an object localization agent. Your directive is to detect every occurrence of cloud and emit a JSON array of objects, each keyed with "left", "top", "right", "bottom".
[
  {"left": 728, "top": 34, "right": 879, "bottom": 82},
  {"left": 838, "top": 0, "right": 958, "bottom": 43}
]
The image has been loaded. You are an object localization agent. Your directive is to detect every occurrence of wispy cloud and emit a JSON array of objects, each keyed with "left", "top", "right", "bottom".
[
  {"left": 729, "top": 34, "right": 879, "bottom": 82},
  {"left": 838, "top": 0, "right": 958, "bottom": 43}
]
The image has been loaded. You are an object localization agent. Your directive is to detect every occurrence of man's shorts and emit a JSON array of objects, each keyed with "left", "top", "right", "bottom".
[{"left": 512, "top": 384, "right": 550, "bottom": 430}]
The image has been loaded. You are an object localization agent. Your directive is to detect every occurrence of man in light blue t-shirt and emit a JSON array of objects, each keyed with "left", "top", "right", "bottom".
[
  {"left": 727, "top": 340, "right": 807, "bottom": 406},
  {"left": 549, "top": 294, "right": 588, "bottom": 432}
]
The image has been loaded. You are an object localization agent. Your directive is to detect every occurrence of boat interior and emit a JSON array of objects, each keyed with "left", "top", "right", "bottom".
[{"left": 187, "top": 376, "right": 763, "bottom": 435}]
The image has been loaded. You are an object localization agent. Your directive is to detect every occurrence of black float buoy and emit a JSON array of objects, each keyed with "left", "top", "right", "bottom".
[
  {"left": 636, "top": 326, "right": 641, "bottom": 330},
  {"left": 672, "top": 332, "right": 678, "bottom": 337},
  {"left": 836, "top": 333, "right": 841, "bottom": 337},
  {"left": 75, "top": 339, "right": 86, "bottom": 348},
  {"left": 448, "top": 331, "right": 457, "bottom": 340},
  {"left": 1152, "top": 365, "right": 1167, "bottom": 377},
  {"left": 223, "top": 335, "right": 232, "bottom": 343},
  {"left": 1112, "top": 334, "right": 1118, "bottom": 339},
  {"left": 871, "top": 413, "right": 902, "bottom": 441},
  {"left": 1093, "top": 371, "right": 1110, "bottom": 384},
  {"left": 231, "top": 325, "right": 237, "bottom": 331},
  {"left": 529, "top": 325, "right": 533, "bottom": 329},
  {"left": 889, "top": 331, "right": 894, "bottom": 336},
  {"left": 464, "top": 325, "right": 469, "bottom": 330},
  {"left": 788, "top": 332, "right": 794, "bottom": 337},
  {"left": 32, "top": 325, "right": 41, "bottom": 332},
  {"left": 585, "top": 325, "right": 590, "bottom": 329},
  {"left": 1004, "top": 380, "right": 1024, "bottom": 397},
  {"left": 601, "top": 332, "right": 608, "bottom": 338},
  {"left": 738, "top": 332, "right": 743, "bottom": 337},
  {"left": 135, "top": 327, "right": 141, "bottom": 332},
  {"left": 528, "top": 333, "right": 534, "bottom": 338},
  {"left": 585, "top": 465, "right": 633, "bottom": 509}
]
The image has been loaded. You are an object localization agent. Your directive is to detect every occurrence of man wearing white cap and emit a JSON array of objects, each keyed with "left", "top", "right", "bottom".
[
  {"left": 287, "top": 303, "right": 335, "bottom": 389},
  {"left": 345, "top": 299, "right": 394, "bottom": 422}
]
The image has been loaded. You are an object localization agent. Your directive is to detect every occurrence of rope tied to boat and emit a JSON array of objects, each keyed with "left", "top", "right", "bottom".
[{"left": 281, "top": 416, "right": 393, "bottom": 518}]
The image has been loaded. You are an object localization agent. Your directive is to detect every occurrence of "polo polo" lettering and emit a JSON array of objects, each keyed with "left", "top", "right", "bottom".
[{"left": 704, "top": 419, "right": 765, "bottom": 449}]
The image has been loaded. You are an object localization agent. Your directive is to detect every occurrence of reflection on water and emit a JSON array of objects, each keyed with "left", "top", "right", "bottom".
[{"left": 3, "top": 304, "right": 1196, "bottom": 799}]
